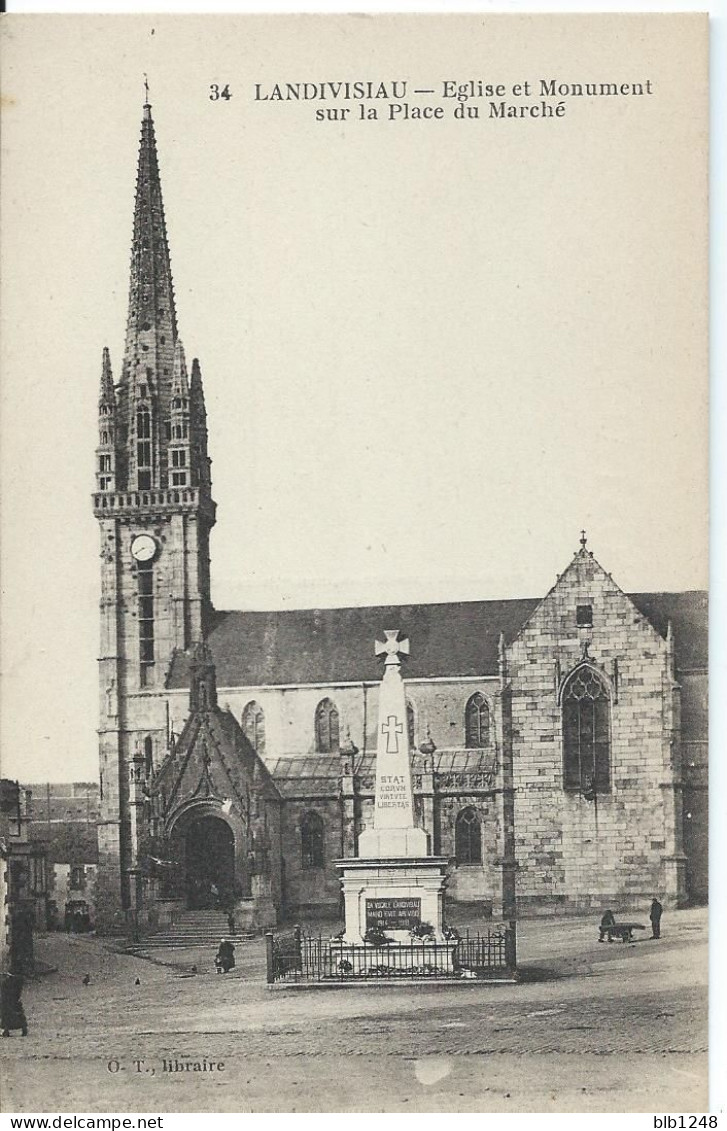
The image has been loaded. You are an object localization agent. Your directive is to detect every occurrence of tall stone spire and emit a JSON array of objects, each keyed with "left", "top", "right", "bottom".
[
  {"left": 123, "top": 100, "right": 177, "bottom": 374},
  {"left": 115, "top": 99, "right": 180, "bottom": 491}
]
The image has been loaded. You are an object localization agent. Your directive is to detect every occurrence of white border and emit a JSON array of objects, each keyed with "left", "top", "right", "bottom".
[{"left": 1, "top": 0, "right": 723, "bottom": 1120}]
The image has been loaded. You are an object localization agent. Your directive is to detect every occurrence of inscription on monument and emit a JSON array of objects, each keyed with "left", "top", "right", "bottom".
[
  {"left": 376, "top": 772, "right": 409, "bottom": 810},
  {"left": 366, "top": 897, "right": 421, "bottom": 931}
]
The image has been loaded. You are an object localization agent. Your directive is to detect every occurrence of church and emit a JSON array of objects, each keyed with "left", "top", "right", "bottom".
[{"left": 92, "top": 101, "right": 708, "bottom": 934}]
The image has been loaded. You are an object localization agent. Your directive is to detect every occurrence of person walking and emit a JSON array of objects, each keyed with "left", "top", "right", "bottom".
[
  {"left": 650, "top": 897, "right": 663, "bottom": 939},
  {"left": 599, "top": 909, "right": 616, "bottom": 942},
  {"left": 227, "top": 909, "right": 236, "bottom": 936},
  {"left": 1, "top": 971, "right": 28, "bottom": 1037}
]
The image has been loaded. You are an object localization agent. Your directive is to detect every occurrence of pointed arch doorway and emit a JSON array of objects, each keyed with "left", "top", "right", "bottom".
[{"left": 184, "top": 815, "right": 235, "bottom": 909}]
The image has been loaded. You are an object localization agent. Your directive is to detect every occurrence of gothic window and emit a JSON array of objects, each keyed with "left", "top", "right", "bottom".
[
  {"left": 171, "top": 449, "right": 187, "bottom": 467},
  {"left": 137, "top": 405, "right": 152, "bottom": 489},
  {"left": 137, "top": 406, "right": 151, "bottom": 438},
  {"left": 99, "top": 454, "right": 111, "bottom": 472},
  {"left": 171, "top": 472, "right": 187, "bottom": 486},
  {"left": 242, "top": 701, "right": 266, "bottom": 755},
  {"left": 301, "top": 811, "right": 325, "bottom": 869},
  {"left": 562, "top": 666, "right": 611, "bottom": 793},
  {"left": 315, "top": 698, "right": 340, "bottom": 753},
  {"left": 138, "top": 560, "right": 154, "bottom": 684},
  {"left": 465, "top": 693, "right": 490, "bottom": 748},
  {"left": 406, "top": 700, "right": 416, "bottom": 748},
  {"left": 455, "top": 806, "right": 482, "bottom": 864},
  {"left": 144, "top": 735, "right": 153, "bottom": 777}
]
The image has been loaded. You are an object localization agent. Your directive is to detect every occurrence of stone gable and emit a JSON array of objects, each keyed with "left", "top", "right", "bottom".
[{"left": 505, "top": 548, "right": 683, "bottom": 910}]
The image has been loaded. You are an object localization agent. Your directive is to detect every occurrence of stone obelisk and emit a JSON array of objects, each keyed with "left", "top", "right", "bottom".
[
  {"left": 336, "top": 631, "right": 448, "bottom": 944},
  {"left": 358, "top": 631, "right": 427, "bottom": 858}
]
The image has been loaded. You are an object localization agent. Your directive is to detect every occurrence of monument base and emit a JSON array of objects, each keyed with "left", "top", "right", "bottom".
[
  {"left": 357, "top": 826, "right": 428, "bottom": 858},
  {"left": 335, "top": 855, "right": 450, "bottom": 943}
]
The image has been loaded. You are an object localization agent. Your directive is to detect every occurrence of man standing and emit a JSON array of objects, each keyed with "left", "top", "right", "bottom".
[
  {"left": 650, "top": 897, "right": 663, "bottom": 939},
  {"left": 1, "top": 971, "right": 28, "bottom": 1037}
]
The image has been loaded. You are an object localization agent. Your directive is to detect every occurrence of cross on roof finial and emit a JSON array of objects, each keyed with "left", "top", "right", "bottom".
[
  {"left": 580, "top": 529, "right": 588, "bottom": 550},
  {"left": 143, "top": 74, "right": 150, "bottom": 105},
  {"left": 375, "top": 629, "right": 410, "bottom": 667}
]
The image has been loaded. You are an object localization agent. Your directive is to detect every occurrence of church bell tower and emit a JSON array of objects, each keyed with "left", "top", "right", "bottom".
[{"left": 93, "top": 99, "right": 216, "bottom": 925}]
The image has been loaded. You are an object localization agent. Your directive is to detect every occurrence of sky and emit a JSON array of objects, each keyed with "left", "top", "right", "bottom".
[{"left": 0, "top": 13, "right": 709, "bottom": 782}]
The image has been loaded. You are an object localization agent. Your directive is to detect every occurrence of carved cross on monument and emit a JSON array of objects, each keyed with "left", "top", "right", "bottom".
[
  {"left": 356, "top": 628, "right": 429, "bottom": 861},
  {"left": 375, "top": 630, "right": 410, "bottom": 667},
  {"left": 381, "top": 714, "right": 404, "bottom": 753}
]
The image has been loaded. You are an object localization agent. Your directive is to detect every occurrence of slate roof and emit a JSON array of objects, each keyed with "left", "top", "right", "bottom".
[
  {"left": 267, "top": 750, "right": 498, "bottom": 795},
  {"left": 629, "top": 591, "right": 708, "bottom": 669},
  {"left": 28, "top": 823, "right": 99, "bottom": 866},
  {"left": 166, "top": 591, "right": 707, "bottom": 690}
]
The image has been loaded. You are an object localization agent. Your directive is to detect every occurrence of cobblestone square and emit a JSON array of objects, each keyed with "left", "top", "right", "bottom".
[{"left": 0, "top": 907, "right": 708, "bottom": 1113}]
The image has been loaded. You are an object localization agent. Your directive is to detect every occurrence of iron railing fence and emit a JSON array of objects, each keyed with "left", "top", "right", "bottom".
[{"left": 266, "top": 925, "right": 516, "bottom": 983}]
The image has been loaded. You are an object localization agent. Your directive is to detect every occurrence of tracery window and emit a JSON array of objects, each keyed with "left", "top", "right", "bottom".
[
  {"left": 301, "top": 811, "right": 325, "bottom": 869},
  {"left": 562, "top": 666, "right": 611, "bottom": 793},
  {"left": 242, "top": 700, "right": 266, "bottom": 755},
  {"left": 465, "top": 692, "right": 490, "bottom": 748},
  {"left": 455, "top": 806, "right": 482, "bottom": 864},
  {"left": 315, "top": 698, "right": 339, "bottom": 753}
]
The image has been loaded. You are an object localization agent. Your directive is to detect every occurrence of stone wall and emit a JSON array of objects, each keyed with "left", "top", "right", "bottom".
[
  {"left": 172, "top": 677, "right": 500, "bottom": 763},
  {"left": 279, "top": 797, "right": 343, "bottom": 916},
  {"left": 680, "top": 670, "right": 708, "bottom": 902},
  {"left": 505, "top": 549, "right": 682, "bottom": 912}
]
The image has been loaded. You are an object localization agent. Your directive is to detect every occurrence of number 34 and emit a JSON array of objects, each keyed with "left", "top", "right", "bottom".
[{"left": 210, "top": 84, "right": 232, "bottom": 101}]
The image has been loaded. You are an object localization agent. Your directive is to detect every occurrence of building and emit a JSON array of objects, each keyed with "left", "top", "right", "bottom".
[
  {"left": 0, "top": 781, "right": 49, "bottom": 972},
  {"left": 91, "top": 101, "right": 708, "bottom": 933},
  {"left": 25, "top": 783, "right": 101, "bottom": 930}
]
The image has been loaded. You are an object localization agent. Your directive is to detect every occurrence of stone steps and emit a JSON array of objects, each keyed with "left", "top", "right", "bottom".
[{"left": 140, "top": 910, "right": 250, "bottom": 949}]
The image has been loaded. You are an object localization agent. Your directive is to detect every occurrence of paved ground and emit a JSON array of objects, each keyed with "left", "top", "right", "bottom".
[{"left": 1, "top": 907, "right": 708, "bottom": 1113}]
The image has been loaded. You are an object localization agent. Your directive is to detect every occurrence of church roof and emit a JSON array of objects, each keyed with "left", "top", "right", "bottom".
[
  {"left": 267, "top": 749, "right": 498, "bottom": 797},
  {"left": 629, "top": 591, "right": 708, "bottom": 669},
  {"left": 168, "top": 597, "right": 539, "bottom": 687},
  {"left": 166, "top": 590, "right": 706, "bottom": 689}
]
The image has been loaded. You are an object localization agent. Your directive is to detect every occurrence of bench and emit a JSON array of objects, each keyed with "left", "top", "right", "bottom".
[{"left": 599, "top": 921, "right": 646, "bottom": 943}]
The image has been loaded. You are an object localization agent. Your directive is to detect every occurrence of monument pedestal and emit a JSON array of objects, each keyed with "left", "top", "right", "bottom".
[{"left": 335, "top": 855, "right": 450, "bottom": 943}]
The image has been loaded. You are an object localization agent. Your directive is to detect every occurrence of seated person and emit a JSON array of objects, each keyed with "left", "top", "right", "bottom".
[
  {"left": 214, "top": 938, "right": 236, "bottom": 974},
  {"left": 598, "top": 909, "right": 616, "bottom": 941}
]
